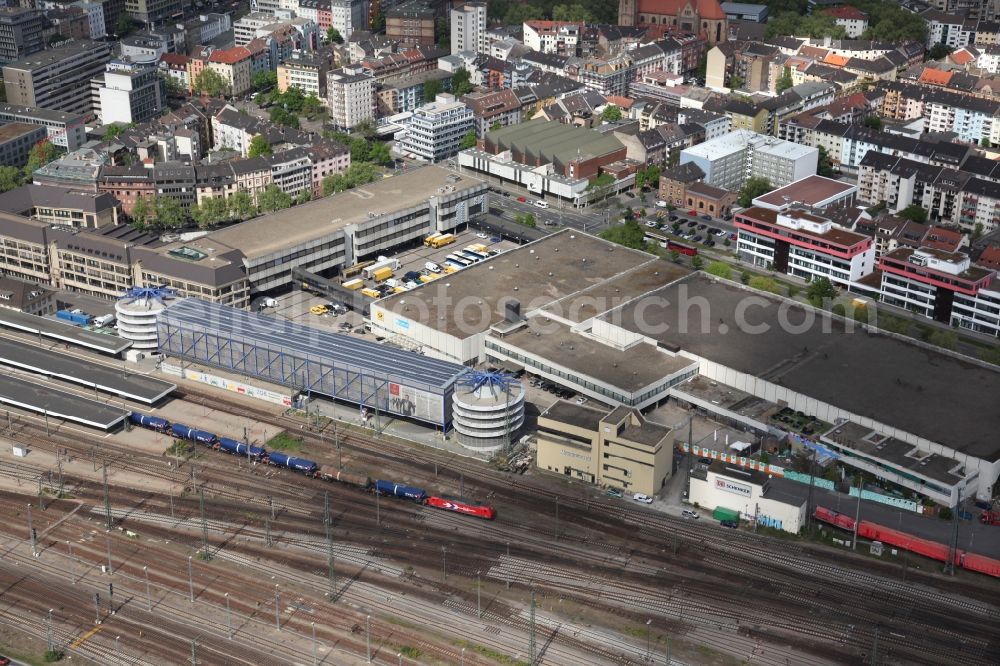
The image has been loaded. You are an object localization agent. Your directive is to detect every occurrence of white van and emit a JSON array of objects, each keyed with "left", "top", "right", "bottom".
[
  {"left": 533, "top": 200, "right": 549, "bottom": 209},
  {"left": 425, "top": 261, "right": 442, "bottom": 273}
]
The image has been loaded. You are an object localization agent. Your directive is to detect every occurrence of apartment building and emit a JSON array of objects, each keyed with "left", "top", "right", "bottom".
[
  {"left": 461, "top": 88, "right": 522, "bottom": 138},
  {"left": 207, "top": 46, "right": 253, "bottom": 97},
  {"left": 451, "top": 2, "right": 486, "bottom": 55},
  {"left": 679, "top": 130, "right": 818, "bottom": 192},
  {"left": 395, "top": 94, "right": 474, "bottom": 163},
  {"left": 93, "top": 59, "right": 165, "bottom": 125},
  {"left": 125, "top": 0, "right": 184, "bottom": 24},
  {"left": 0, "top": 7, "right": 48, "bottom": 66},
  {"left": 385, "top": 0, "right": 435, "bottom": 47},
  {"left": 3, "top": 40, "right": 113, "bottom": 116},
  {"left": 330, "top": 0, "right": 367, "bottom": 42},
  {"left": 522, "top": 20, "right": 584, "bottom": 56},
  {"left": 736, "top": 206, "right": 875, "bottom": 286},
  {"left": 277, "top": 52, "right": 330, "bottom": 98},
  {"left": 327, "top": 65, "right": 375, "bottom": 130}
]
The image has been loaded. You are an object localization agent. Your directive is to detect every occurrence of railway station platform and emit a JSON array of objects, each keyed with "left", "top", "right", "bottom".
[
  {"left": 0, "top": 308, "right": 131, "bottom": 355},
  {"left": 0, "top": 337, "right": 174, "bottom": 404},
  {"left": 0, "top": 374, "right": 128, "bottom": 430}
]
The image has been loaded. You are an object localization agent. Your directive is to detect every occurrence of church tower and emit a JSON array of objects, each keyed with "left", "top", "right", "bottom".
[{"left": 618, "top": 0, "right": 637, "bottom": 26}]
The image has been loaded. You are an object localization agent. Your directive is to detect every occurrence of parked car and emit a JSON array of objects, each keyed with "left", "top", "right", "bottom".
[
  {"left": 575, "top": 396, "right": 588, "bottom": 405},
  {"left": 704, "top": 239, "right": 716, "bottom": 247},
  {"left": 720, "top": 520, "right": 738, "bottom": 528},
  {"left": 686, "top": 220, "right": 697, "bottom": 228},
  {"left": 729, "top": 232, "right": 737, "bottom": 241},
  {"left": 682, "top": 509, "right": 700, "bottom": 519},
  {"left": 645, "top": 220, "right": 658, "bottom": 227},
  {"left": 697, "top": 223, "right": 707, "bottom": 230},
  {"left": 655, "top": 200, "right": 668, "bottom": 208},
  {"left": 688, "top": 209, "right": 696, "bottom": 216},
  {"left": 633, "top": 493, "right": 654, "bottom": 504},
  {"left": 310, "top": 305, "right": 329, "bottom": 315},
  {"left": 534, "top": 200, "right": 549, "bottom": 209},
  {"left": 711, "top": 228, "right": 724, "bottom": 236},
  {"left": 425, "top": 261, "right": 443, "bottom": 273},
  {"left": 403, "top": 270, "right": 422, "bottom": 282},
  {"left": 699, "top": 457, "right": 712, "bottom": 465},
  {"left": 668, "top": 214, "right": 678, "bottom": 222},
  {"left": 606, "top": 487, "right": 624, "bottom": 498},
  {"left": 701, "top": 214, "right": 712, "bottom": 221},
  {"left": 490, "top": 236, "right": 501, "bottom": 243},
  {"left": 517, "top": 196, "right": 527, "bottom": 202},
  {"left": 692, "top": 235, "right": 703, "bottom": 243},
  {"left": 477, "top": 231, "right": 488, "bottom": 238}
]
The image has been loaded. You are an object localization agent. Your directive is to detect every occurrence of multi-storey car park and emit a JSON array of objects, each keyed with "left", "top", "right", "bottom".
[{"left": 370, "top": 229, "right": 1000, "bottom": 505}]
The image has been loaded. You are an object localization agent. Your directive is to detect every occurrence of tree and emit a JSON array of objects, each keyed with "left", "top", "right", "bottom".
[
  {"left": 194, "top": 68, "right": 228, "bottom": 97},
  {"left": 269, "top": 107, "right": 300, "bottom": 128},
  {"left": 322, "top": 173, "right": 348, "bottom": 196},
  {"left": 806, "top": 276, "right": 837, "bottom": 307},
  {"left": 898, "top": 204, "right": 928, "bottom": 224},
  {"left": 552, "top": 3, "right": 592, "bottom": 22},
  {"left": 863, "top": 115, "right": 883, "bottom": 131},
  {"left": 600, "top": 105, "right": 622, "bottom": 122},
  {"left": 130, "top": 195, "right": 152, "bottom": 230},
  {"left": 706, "top": 261, "right": 732, "bottom": 280},
  {"left": 599, "top": 218, "right": 646, "bottom": 249},
  {"left": 295, "top": 189, "right": 312, "bottom": 205},
  {"left": 983, "top": 138, "right": 992, "bottom": 149},
  {"left": 729, "top": 74, "right": 745, "bottom": 90},
  {"left": 423, "top": 78, "right": 443, "bottom": 104},
  {"left": 669, "top": 249, "right": 681, "bottom": 263},
  {"left": 23, "top": 140, "right": 59, "bottom": 178},
  {"left": 355, "top": 118, "right": 377, "bottom": 139},
  {"left": 248, "top": 135, "right": 272, "bottom": 158},
  {"left": 459, "top": 130, "right": 477, "bottom": 150},
  {"left": 326, "top": 27, "right": 343, "bottom": 44},
  {"left": 153, "top": 196, "right": 186, "bottom": 229},
  {"left": 115, "top": 13, "right": 134, "bottom": 36},
  {"left": 302, "top": 94, "right": 324, "bottom": 119},
  {"left": 191, "top": 196, "right": 230, "bottom": 229},
  {"left": 0, "top": 166, "right": 23, "bottom": 192},
  {"left": 252, "top": 70, "right": 277, "bottom": 92},
  {"left": 635, "top": 165, "right": 662, "bottom": 191},
  {"left": 368, "top": 140, "right": 392, "bottom": 165},
  {"left": 371, "top": 10, "right": 385, "bottom": 31},
  {"left": 927, "top": 43, "right": 953, "bottom": 61},
  {"left": 691, "top": 255, "right": 704, "bottom": 270},
  {"left": 452, "top": 68, "right": 474, "bottom": 96},
  {"left": 162, "top": 75, "right": 185, "bottom": 97},
  {"left": 344, "top": 162, "right": 377, "bottom": 187},
  {"left": 348, "top": 137, "right": 370, "bottom": 163},
  {"left": 228, "top": 190, "right": 256, "bottom": 219},
  {"left": 776, "top": 67, "right": 793, "bottom": 93},
  {"left": 514, "top": 213, "right": 537, "bottom": 228},
  {"left": 817, "top": 145, "right": 835, "bottom": 178},
  {"left": 973, "top": 222, "right": 984, "bottom": 240},
  {"left": 737, "top": 176, "right": 772, "bottom": 207},
  {"left": 490, "top": 120, "right": 501, "bottom": 132},
  {"left": 258, "top": 185, "right": 292, "bottom": 212}
]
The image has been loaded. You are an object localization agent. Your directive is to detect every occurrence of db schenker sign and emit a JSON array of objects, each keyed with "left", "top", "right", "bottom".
[{"left": 715, "top": 477, "right": 751, "bottom": 498}]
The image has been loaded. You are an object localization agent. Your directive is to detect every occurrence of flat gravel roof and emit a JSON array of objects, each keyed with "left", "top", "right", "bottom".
[
  {"left": 0, "top": 374, "right": 127, "bottom": 429},
  {"left": 160, "top": 298, "right": 465, "bottom": 391},
  {"left": 0, "top": 337, "right": 174, "bottom": 404},
  {"left": 609, "top": 274, "right": 1000, "bottom": 461},
  {"left": 0, "top": 309, "right": 131, "bottom": 354}
]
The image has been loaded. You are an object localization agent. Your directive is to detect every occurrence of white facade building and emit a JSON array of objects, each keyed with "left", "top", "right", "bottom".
[
  {"left": 395, "top": 94, "right": 474, "bottom": 163},
  {"left": 688, "top": 463, "right": 806, "bottom": 534},
  {"left": 679, "top": 130, "right": 818, "bottom": 191},
  {"left": 94, "top": 59, "right": 164, "bottom": 126},
  {"left": 73, "top": 1, "right": 106, "bottom": 39},
  {"left": 327, "top": 65, "right": 374, "bottom": 129},
  {"left": 451, "top": 2, "right": 486, "bottom": 55},
  {"left": 330, "top": 0, "right": 367, "bottom": 42}
]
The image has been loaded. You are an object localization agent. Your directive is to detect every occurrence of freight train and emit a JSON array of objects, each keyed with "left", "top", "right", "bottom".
[
  {"left": 814, "top": 506, "right": 1000, "bottom": 578},
  {"left": 129, "top": 411, "right": 495, "bottom": 520}
]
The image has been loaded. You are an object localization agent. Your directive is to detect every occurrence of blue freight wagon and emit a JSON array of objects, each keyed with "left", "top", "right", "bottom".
[
  {"left": 374, "top": 480, "right": 427, "bottom": 501},
  {"left": 267, "top": 451, "right": 318, "bottom": 474},
  {"left": 170, "top": 423, "right": 218, "bottom": 445},
  {"left": 129, "top": 411, "right": 170, "bottom": 432},
  {"left": 217, "top": 437, "right": 267, "bottom": 460}
]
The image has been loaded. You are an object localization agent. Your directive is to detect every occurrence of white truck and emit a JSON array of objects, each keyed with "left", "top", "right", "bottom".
[{"left": 361, "top": 256, "right": 401, "bottom": 279}]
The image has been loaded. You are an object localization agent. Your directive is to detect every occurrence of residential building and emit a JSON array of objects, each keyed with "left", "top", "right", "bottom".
[
  {"left": 125, "top": 0, "right": 183, "bottom": 25},
  {"left": 880, "top": 246, "right": 995, "bottom": 323},
  {"left": 522, "top": 20, "right": 584, "bottom": 56},
  {"left": 207, "top": 46, "right": 253, "bottom": 97},
  {"left": 822, "top": 6, "right": 868, "bottom": 38},
  {"left": 658, "top": 161, "right": 706, "bottom": 208},
  {"left": 93, "top": 58, "right": 165, "bottom": 125},
  {"left": 0, "top": 184, "right": 121, "bottom": 228},
  {"left": 0, "top": 104, "right": 87, "bottom": 150},
  {"left": 0, "top": 8, "right": 49, "bottom": 66},
  {"left": 159, "top": 52, "right": 191, "bottom": 92},
  {"left": 327, "top": 65, "right": 375, "bottom": 129},
  {"left": 73, "top": 2, "right": 107, "bottom": 40},
  {"left": 679, "top": 130, "right": 819, "bottom": 192},
  {"left": 277, "top": 51, "right": 330, "bottom": 98},
  {"left": 3, "top": 40, "right": 113, "bottom": 116},
  {"left": 451, "top": 2, "right": 486, "bottom": 55},
  {"left": 97, "top": 164, "right": 155, "bottom": 215},
  {"left": 536, "top": 401, "right": 673, "bottom": 496},
  {"left": 395, "top": 93, "right": 474, "bottom": 163},
  {"left": 48, "top": 7, "right": 91, "bottom": 41},
  {"left": 735, "top": 206, "right": 876, "bottom": 286},
  {"left": 0, "top": 275, "right": 53, "bottom": 315},
  {"left": 461, "top": 88, "right": 522, "bottom": 138},
  {"left": 720, "top": 2, "right": 767, "bottom": 22},
  {"left": 330, "top": 0, "right": 367, "bottom": 42},
  {"left": 0, "top": 122, "right": 47, "bottom": 167},
  {"left": 385, "top": 0, "right": 435, "bottom": 47}
]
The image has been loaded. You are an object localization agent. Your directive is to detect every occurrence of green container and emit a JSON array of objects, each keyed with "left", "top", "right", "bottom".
[{"left": 713, "top": 507, "right": 740, "bottom": 522}]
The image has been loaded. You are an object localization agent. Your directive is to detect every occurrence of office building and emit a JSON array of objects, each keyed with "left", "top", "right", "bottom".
[
  {"left": 125, "top": 0, "right": 183, "bottom": 25},
  {"left": 679, "top": 130, "right": 818, "bottom": 192},
  {"left": 0, "top": 105, "right": 88, "bottom": 151},
  {"left": 0, "top": 122, "right": 46, "bottom": 167},
  {"left": 93, "top": 59, "right": 165, "bottom": 125},
  {"left": 327, "top": 65, "right": 375, "bottom": 130},
  {"left": 0, "top": 7, "right": 48, "bottom": 66},
  {"left": 880, "top": 246, "right": 995, "bottom": 323},
  {"left": 395, "top": 93, "right": 474, "bottom": 163},
  {"left": 451, "top": 2, "right": 486, "bottom": 54},
  {"left": 3, "top": 40, "right": 113, "bottom": 116}
]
